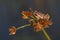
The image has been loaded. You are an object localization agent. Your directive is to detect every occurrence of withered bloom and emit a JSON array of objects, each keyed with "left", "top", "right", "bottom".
[
  {"left": 32, "top": 11, "right": 52, "bottom": 32},
  {"left": 22, "top": 10, "right": 53, "bottom": 32},
  {"left": 21, "top": 11, "right": 32, "bottom": 19},
  {"left": 9, "top": 26, "right": 16, "bottom": 35}
]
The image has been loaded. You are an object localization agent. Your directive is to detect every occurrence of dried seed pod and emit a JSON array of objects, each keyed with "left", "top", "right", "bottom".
[{"left": 9, "top": 26, "right": 16, "bottom": 35}]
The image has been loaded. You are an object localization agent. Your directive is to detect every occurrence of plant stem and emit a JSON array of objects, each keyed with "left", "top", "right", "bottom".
[
  {"left": 16, "top": 24, "right": 51, "bottom": 40},
  {"left": 41, "top": 28, "right": 51, "bottom": 40},
  {"left": 16, "top": 24, "right": 31, "bottom": 30}
]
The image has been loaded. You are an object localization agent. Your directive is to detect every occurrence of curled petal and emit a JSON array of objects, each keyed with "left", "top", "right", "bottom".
[
  {"left": 9, "top": 26, "right": 16, "bottom": 35},
  {"left": 21, "top": 11, "right": 32, "bottom": 19},
  {"left": 44, "top": 13, "right": 50, "bottom": 20},
  {"left": 33, "top": 11, "right": 44, "bottom": 20},
  {"left": 22, "top": 15, "right": 28, "bottom": 19},
  {"left": 33, "top": 22, "right": 43, "bottom": 32},
  {"left": 47, "top": 20, "right": 53, "bottom": 25}
]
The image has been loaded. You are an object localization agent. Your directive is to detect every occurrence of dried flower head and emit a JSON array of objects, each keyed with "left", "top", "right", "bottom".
[
  {"left": 22, "top": 10, "right": 53, "bottom": 32},
  {"left": 9, "top": 26, "right": 16, "bottom": 35}
]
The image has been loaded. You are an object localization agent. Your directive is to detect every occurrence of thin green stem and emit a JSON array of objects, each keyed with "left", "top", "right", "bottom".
[
  {"left": 41, "top": 28, "right": 51, "bottom": 40},
  {"left": 16, "top": 24, "right": 31, "bottom": 30}
]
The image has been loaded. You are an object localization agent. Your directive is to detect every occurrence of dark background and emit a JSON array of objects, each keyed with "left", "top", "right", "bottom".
[{"left": 0, "top": 0, "right": 59, "bottom": 40}]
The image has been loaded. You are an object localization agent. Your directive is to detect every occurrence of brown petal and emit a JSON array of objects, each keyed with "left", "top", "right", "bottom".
[
  {"left": 33, "top": 22, "right": 43, "bottom": 32},
  {"left": 44, "top": 13, "right": 50, "bottom": 20},
  {"left": 47, "top": 20, "right": 53, "bottom": 25},
  {"left": 22, "top": 15, "right": 28, "bottom": 19},
  {"left": 21, "top": 11, "right": 32, "bottom": 16}
]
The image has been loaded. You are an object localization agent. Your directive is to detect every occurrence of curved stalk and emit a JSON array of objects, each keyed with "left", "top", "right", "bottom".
[
  {"left": 16, "top": 24, "right": 31, "bottom": 30},
  {"left": 41, "top": 28, "right": 51, "bottom": 40}
]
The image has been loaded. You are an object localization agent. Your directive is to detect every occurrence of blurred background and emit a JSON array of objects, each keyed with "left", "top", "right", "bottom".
[{"left": 0, "top": 0, "right": 59, "bottom": 40}]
